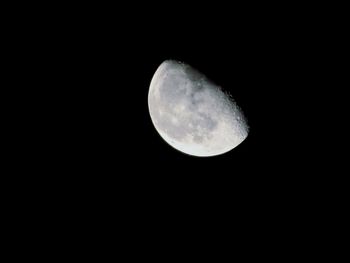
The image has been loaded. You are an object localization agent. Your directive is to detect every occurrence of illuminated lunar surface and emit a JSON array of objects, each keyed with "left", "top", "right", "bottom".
[{"left": 148, "top": 60, "right": 249, "bottom": 157}]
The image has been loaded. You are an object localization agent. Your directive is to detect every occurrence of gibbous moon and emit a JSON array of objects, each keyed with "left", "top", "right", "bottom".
[{"left": 148, "top": 60, "right": 249, "bottom": 157}]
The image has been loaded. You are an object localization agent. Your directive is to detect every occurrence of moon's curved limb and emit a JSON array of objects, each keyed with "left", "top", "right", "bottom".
[{"left": 148, "top": 60, "right": 248, "bottom": 157}]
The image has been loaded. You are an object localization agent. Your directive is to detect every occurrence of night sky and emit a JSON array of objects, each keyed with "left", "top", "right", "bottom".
[
  {"left": 34, "top": 4, "right": 319, "bottom": 202},
  {"left": 40, "top": 6, "right": 321, "bottom": 225},
  {"left": 11, "top": 3, "right": 340, "bottom": 254}
]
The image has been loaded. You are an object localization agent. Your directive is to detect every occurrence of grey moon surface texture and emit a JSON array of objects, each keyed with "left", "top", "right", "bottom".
[{"left": 148, "top": 60, "right": 249, "bottom": 157}]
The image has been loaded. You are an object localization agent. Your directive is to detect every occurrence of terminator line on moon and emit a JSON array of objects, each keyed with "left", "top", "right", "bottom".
[{"left": 148, "top": 60, "right": 249, "bottom": 157}]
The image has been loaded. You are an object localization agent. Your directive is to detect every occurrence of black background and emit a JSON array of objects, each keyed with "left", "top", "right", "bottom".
[
  {"left": 6, "top": 2, "right": 344, "bottom": 255},
  {"left": 41, "top": 7, "right": 313, "bottom": 179},
  {"left": 26, "top": 6, "right": 313, "bottom": 207}
]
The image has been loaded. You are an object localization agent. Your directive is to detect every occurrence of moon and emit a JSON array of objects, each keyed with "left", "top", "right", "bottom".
[{"left": 148, "top": 60, "right": 249, "bottom": 157}]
